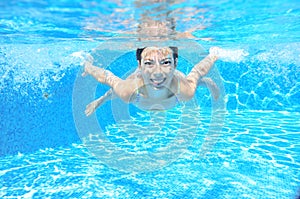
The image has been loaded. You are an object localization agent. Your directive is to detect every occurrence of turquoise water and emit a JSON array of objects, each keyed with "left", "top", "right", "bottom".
[{"left": 1, "top": 0, "right": 300, "bottom": 198}]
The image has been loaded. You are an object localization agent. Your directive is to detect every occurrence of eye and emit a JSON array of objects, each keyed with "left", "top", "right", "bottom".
[
  {"left": 144, "top": 61, "right": 154, "bottom": 67},
  {"left": 162, "top": 60, "right": 172, "bottom": 66}
]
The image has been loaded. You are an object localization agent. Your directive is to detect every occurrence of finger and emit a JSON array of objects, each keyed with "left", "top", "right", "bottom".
[
  {"left": 82, "top": 72, "right": 88, "bottom": 77},
  {"left": 85, "top": 109, "right": 91, "bottom": 117},
  {"left": 85, "top": 54, "right": 94, "bottom": 63}
]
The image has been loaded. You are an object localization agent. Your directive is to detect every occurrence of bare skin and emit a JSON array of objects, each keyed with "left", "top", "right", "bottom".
[{"left": 83, "top": 46, "right": 220, "bottom": 116}]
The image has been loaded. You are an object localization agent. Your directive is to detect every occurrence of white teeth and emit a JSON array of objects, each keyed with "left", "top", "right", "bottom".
[{"left": 151, "top": 78, "right": 165, "bottom": 85}]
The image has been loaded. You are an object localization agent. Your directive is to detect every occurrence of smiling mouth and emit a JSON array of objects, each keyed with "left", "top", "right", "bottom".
[{"left": 150, "top": 78, "right": 166, "bottom": 87}]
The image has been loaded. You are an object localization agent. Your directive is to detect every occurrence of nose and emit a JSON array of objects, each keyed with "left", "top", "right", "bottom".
[
  {"left": 152, "top": 65, "right": 163, "bottom": 78},
  {"left": 153, "top": 72, "right": 163, "bottom": 79}
]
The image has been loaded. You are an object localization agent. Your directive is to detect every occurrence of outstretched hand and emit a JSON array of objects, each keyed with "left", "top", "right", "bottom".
[
  {"left": 85, "top": 97, "right": 104, "bottom": 116},
  {"left": 209, "top": 46, "right": 248, "bottom": 63},
  {"left": 209, "top": 46, "right": 221, "bottom": 58},
  {"left": 85, "top": 100, "right": 98, "bottom": 116},
  {"left": 81, "top": 54, "right": 94, "bottom": 77}
]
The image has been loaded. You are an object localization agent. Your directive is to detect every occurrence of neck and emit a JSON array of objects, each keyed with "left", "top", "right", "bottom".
[{"left": 145, "top": 85, "right": 173, "bottom": 100}]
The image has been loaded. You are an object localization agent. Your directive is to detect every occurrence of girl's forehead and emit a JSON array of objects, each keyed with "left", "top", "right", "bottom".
[{"left": 142, "top": 47, "right": 172, "bottom": 59}]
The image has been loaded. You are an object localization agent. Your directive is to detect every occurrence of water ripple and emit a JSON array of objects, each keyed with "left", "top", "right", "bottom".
[{"left": 1, "top": 110, "right": 299, "bottom": 198}]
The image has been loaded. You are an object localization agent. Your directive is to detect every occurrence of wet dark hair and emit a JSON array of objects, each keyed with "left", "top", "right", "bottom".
[{"left": 136, "top": 46, "right": 178, "bottom": 63}]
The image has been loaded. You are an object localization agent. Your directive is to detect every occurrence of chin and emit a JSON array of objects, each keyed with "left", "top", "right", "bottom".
[{"left": 152, "top": 85, "right": 165, "bottom": 90}]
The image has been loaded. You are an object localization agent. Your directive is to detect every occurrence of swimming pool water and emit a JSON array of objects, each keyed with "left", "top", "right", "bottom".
[
  {"left": 1, "top": 110, "right": 299, "bottom": 198},
  {"left": 1, "top": 0, "right": 300, "bottom": 198}
]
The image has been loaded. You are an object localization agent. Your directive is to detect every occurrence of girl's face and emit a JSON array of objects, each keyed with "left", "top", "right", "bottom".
[{"left": 139, "top": 47, "right": 176, "bottom": 89}]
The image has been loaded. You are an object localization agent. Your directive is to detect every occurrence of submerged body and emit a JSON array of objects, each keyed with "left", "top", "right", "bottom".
[{"left": 83, "top": 46, "right": 221, "bottom": 116}]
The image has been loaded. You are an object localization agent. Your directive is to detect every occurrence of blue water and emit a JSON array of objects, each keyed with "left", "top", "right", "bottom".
[{"left": 1, "top": 0, "right": 300, "bottom": 198}]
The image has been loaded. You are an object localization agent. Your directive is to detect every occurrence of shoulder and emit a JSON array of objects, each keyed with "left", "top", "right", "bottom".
[
  {"left": 174, "top": 70, "right": 186, "bottom": 79},
  {"left": 126, "top": 68, "right": 142, "bottom": 79}
]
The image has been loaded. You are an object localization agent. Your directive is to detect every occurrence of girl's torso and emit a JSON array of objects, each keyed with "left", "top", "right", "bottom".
[{"left": 130, "top": 70, "right": 184, "bottom": 110}]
